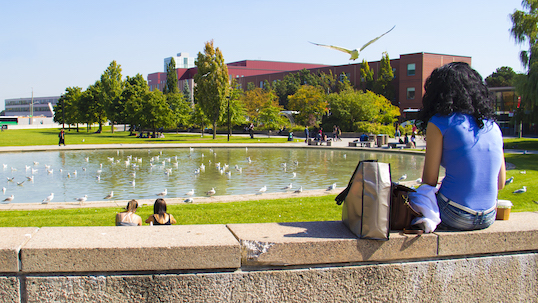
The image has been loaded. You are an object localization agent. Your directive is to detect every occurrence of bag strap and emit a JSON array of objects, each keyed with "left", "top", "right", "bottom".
[{"left": 335, "top": 160, "right": 377, "bottom": 205}]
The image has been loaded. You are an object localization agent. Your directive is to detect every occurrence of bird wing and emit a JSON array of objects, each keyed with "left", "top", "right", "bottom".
[
  {"left": 359, "top": 25, "right": 395, "bottom": 52},
  {"left": 309, "top": 41, "right": 354, "bottom": 55}
]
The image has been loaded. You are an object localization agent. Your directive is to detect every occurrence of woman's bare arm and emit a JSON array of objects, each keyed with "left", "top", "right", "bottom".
[{"left": 422, "top": 122, "right": 443, "bottom": 187}]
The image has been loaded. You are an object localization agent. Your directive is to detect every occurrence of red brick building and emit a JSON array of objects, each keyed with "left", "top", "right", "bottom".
[{"left": 147, "top": 52, "right": 471, "bottom": 118}]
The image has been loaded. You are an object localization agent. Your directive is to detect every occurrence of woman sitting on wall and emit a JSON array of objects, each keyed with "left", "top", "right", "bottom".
[{"left": 416, "top": 62, "right": 506, "bottom": 231}]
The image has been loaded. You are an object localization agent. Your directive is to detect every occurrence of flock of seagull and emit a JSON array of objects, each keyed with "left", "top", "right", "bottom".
[{"left": 1, "top": 147, "right": 345, "bottom": 205}]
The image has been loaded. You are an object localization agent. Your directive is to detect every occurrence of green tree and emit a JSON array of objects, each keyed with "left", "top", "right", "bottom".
[
  {"left": 194, "top": 40, "right": 230, "bottom": 139},
  {"left": 122, "top": 74, "right": 149, "bottom": 135},
  {"left": 510, "top": 1, "right": 538, "bottom": 124},
  {"left": 287, "top": 85, "right": 328, "bottom": 126},
  {"left": 54, "top": 86, "right": 83, "bottom": 131},
  {"left": 99, "top": 61, "right": 124, "bottom": 133},
  {"left": 325, "top": 90, "right": 399, "bottom": 132},
  {"left": 167, "top": 92, "right": 191, "bottom": 130},
  {"left": 164, "top": 57, "right": 179, "bottom": 94},
  {"left": 182, "top": 80, "right": 193, "bottom": 106},
  {"left": 137, "top": 90, "right": 174, "bottom": 136},
  {"left": 219, "top": 81, "right": 247, "bottom": 135},
  {"left": 485, "top": 66, "right": 517, "bottom": 87},
  {"left": 373, "top": 52, "right": 394, "bottom": 100},
  {"left": 360, "top": 59, "right": 374, "bottom": 92},
  {"left": 79, "top": 81, "right": 106, "bottom": 132}
]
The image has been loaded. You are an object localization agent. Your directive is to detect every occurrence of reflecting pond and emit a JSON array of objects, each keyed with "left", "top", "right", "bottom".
[{"left": 1, "top": 147, "right": 426, "bottom": 204}]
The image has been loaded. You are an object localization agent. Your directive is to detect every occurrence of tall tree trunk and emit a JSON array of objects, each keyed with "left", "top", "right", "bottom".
[
  {"left": 212, "top": 120, "right": 217, "bottom": 139},
  {"left": 111, "top": 121, "right": 115, "bottom": 134}
]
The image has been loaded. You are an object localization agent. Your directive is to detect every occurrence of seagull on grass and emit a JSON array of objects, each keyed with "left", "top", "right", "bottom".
[
  {"left": 505, "top": 176, "right": 514, "bottom": 185},
  {"left": 513, "top": 186, "right": 527, "bottom": 194},
  {"left": 309, "top": 26, "right": 395, "bottom": 61}
]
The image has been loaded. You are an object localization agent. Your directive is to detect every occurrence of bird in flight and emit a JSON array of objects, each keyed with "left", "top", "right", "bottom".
[{"left": 309, "top": 26, "right": 395, "bottom": 61}]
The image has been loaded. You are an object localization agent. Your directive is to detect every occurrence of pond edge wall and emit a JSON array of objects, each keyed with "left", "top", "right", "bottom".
[{"left": 1, "top": 212, "right": 537, "bottom": 302}]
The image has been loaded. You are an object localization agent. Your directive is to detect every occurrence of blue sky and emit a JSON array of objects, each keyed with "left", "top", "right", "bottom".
[{"left": 0, "top": 0, "right": 526, "bottom": 111}]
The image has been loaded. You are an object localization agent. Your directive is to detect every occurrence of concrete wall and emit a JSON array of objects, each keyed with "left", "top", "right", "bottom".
[{"left": 1, "top": 212, "right": 537, "bottom": 302}]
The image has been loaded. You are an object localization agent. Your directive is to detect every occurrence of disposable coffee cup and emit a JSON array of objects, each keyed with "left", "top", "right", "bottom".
[{"left": 496, "top": 200, "right": 513, "bottom": 220}]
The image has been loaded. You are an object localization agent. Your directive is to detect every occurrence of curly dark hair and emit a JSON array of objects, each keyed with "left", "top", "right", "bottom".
[{"left": 417, "top": 62, "right": 495, "bottom": 131}]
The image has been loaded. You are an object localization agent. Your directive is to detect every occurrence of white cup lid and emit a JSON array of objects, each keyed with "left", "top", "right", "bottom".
[{"left": 497, "top": 200, "right": 513, "bottom": 208}]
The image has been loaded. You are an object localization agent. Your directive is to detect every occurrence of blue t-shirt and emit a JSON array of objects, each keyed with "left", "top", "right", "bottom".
[{"left": 430, "top": 113, "right": 503, "bottom": 211}]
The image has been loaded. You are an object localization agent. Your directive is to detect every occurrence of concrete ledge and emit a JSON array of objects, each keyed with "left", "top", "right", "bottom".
[
  {"left": 0, "top": 227, "right": 38, "bottom": 272},
  {"left": 20, "top": 225, "right": 240, "bottom": 273},
  {"left": 437, "top": 211, "right": 538, "bottom": 256},
  {"left": 227, "top": 221, "right": 438, "bottom": 266}
]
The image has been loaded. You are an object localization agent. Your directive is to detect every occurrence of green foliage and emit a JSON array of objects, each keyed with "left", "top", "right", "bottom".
[
  {"left": 182, "top": 80, "right": 192, "bottom": 105},
  {"left": 485, "top": 66, "right": 517, "bottom": 87},
  {"left": 122, "top": 74, "right": 149, "bottom": 133},
  {"left": 287, "top": 85, "right": 327, "bottom": 126},
  {"left": 353, "top": 121, "right": 395, "bottom": 135},
  {"left": 373, "top": 52, "right": 394, "bottom": 100},
  {"left": 194, "top": 40, "right": 230, "bottom": 139},
  {"left": 326, "top": 90, "right": 399, "bottom": 131},
  {"left": 79, "top": 81, "right": 106, "bottom": 131},
  {"left": 164, "top": 57, "right": 179, "bottom": 94},
  {"left": 218, "top": 81, "right": 247, "bottom": 131},
  {"left": 360, "top": 59, "right": 374, "bottom": 92},
  {"left": 166, "top": 93, "right": 191, "bottom": 128},
  {"left": 99, "top": 61, "right": 124, "bottom": 133},
  {"left": 54, "top": 87, "right": 83, "bottom": 127},
  {"left": 510, "top": 0, "right": 538, "bottom": 123}
]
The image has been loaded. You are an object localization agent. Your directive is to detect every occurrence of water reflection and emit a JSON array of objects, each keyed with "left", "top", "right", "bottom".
[{"left": 1, "top": 148, "right": 426, "bottom": 204}]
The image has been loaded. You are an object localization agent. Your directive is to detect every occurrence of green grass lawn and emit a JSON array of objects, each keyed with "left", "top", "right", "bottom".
[
  {"left": 0, "top": 128, "right": 290, "bottom": 146},
  {"left": 0, "top": 195, "right": 341, "bottom": 227}
]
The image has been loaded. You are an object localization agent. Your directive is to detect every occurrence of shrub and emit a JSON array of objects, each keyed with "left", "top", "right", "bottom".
[{"left": 353, "top": 122, "right": 395, "bottom": 136}]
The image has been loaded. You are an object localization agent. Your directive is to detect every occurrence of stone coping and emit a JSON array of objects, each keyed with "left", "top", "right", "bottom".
[{"left": 1, "top": 212, "right": 537, "bottom": 273}]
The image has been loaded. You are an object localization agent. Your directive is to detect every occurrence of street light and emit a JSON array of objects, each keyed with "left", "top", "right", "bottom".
[{"left": 226, "top": 96, "right": 231, "bottom": 141}]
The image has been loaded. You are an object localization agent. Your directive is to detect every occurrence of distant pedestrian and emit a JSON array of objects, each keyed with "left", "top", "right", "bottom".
[
  {"left": 248, "top": 123, "right": 254, "bottom": 139},
  {"left": 58, "top": 129, "right": 65, "bottom": 146},
  {"left": 304, "top": 127, "right": 309, "bottom": 142},
  {"left": 337, "top": 126, "right": 342, "bottom": 141}
]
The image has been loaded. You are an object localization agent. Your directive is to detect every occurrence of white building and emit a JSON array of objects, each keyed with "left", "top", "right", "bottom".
[
  {"left": 4, "top": 96, "right": 59, "bottom": 118},
  {"left": 164, "top": 52, "right": 195, "bottom": 71}
]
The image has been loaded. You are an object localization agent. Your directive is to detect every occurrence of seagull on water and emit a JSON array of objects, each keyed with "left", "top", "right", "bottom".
[
  {"left": 258, "top": 186, "right": 267, "bottom": 194},
  {"left": 2, "top": 195, "right": 14, "bottom": 202},
  {"left": 17, "top": 181, "right": 25, "bottom": 186},
  {"left": 157, "top": 188, "right": 167, "bottom": 196},
  {"left": 104, "top": 191, "right": 114, "bottom": 199},
  {"left": 309, "top": 26, "right": 395, "bottom": 61},
  {"left": 186, "top": 189, "right": 194, "bottom": 196},
  {"left": 327, "top": 183, "right": 337, "bottom": 191},
  {"left": 42, "top": 193, "right": 54, "bottom": 204},
  {"left": 2, "top": 187, "right": 5, "bottom": 194},
  {"left": 282, "top": 183, "right": 293, "bottom": 190},
  {"left": 513, "top": 186, "right": 527, "bottom": 194},
  {"left": 505, "top": 176, "right": 514, "bottom": 185},
  {"left": 6, "top": 177, "right": 15, "bottom": 182}
]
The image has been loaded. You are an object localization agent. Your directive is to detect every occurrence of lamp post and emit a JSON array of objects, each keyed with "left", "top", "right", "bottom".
[{"left": 226, "top": 96, "right": 231, "bottom": 142}]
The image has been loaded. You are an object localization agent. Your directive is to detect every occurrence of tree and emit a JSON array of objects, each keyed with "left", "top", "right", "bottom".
[
  {"left": 122, "top": 74, "right": 149, "bottom": 135},
  {"left": 485, "top": 67, "right": 517, "bottom": 87},
  {"left": 326, "top": 90, "right": 399, "bottom": 132},
  {"left": 510, "top": 1, "right": 538, "bottom": 124},
  {"left": 373, "top": 52, "right": 394, "bottom": 101},
  {"left": 218, "top": 81, "right": 247, "bottom": 135},
  {"left": 360, "top": 59, "right": 374, "bottom": 92},
  {"left": 241, "top": 87, "right": 274, "bottom": 124},
  {"left": 194, "top": 40, "right": 230, "bottom": 139},
  {"left": 287, "top": 85, "right": 328, "bottom": 126},
  {"left": 166, "top": 92, "right": 191, "bottom": 130},
  {"left": 54, "top": 87, "right": 84, "bottom": 131},
  {"left": 164, "top": 57, "right": 179, "bottom": 94},
  {"left": 137, "top": 90, "right": 174, "bottom": 136},
  {"left": 182, "top": 80, "right": 193, "bottom": 106},
  {"left": 79, "top": 81, "right": 106, "bottom": 132},
  {"left": 100, "top": 61, "right": 124, "bottom": 133}
]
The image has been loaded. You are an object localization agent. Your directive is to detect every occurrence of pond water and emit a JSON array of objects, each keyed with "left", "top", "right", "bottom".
[{"left": 1, "top": 147, "right": 426, "bottom": 204}]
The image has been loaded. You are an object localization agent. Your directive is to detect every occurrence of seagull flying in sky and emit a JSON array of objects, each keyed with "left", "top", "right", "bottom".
[{"left": 309, "top": 26, "right": 395, "bottom": 61}]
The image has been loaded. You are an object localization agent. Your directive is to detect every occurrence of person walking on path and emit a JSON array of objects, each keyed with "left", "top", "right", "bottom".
[{"left": 58, "top": 129, "right": 66, "bottom": 146}]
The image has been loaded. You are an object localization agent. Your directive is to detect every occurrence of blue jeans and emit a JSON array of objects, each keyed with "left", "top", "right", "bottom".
[{"left": 436, "top": 193, "right": 496, "bottom": 231}]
